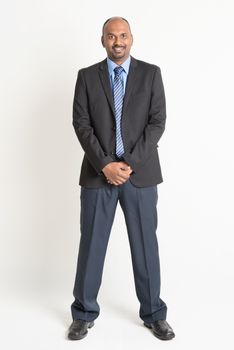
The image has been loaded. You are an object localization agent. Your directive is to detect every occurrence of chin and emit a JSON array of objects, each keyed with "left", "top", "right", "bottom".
[{"left": 112, "top": 53, "right": 125, "bottom": 60}]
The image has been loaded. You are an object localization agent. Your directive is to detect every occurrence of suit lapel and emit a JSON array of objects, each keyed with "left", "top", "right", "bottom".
[
  {"left": 122, "top": 56, "right": 138, "bottom": 114},
  {"left": 98, "top": 59, "right": 115, "bottom": 116}
]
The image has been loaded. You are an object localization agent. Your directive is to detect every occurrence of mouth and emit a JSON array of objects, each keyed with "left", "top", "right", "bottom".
[{"left": 112, "top": 46, "right": 125, "bottom": 53}]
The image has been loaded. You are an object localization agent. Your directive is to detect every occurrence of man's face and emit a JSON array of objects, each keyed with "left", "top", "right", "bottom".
[{"left": 101, "top": 19, "right": 133, "bottom": 64}]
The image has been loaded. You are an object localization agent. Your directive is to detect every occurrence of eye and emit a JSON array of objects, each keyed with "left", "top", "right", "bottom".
[
  {"left": 108, "top": 34, "right": 115, "bottom": 40},
  {"left": 121, "top": 33, "right": 127, "bottom": 39}
]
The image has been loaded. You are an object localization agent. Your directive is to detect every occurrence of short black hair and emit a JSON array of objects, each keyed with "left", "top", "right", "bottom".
[{"left": 102, "top": 17, "right": 131, "bottom": 35}]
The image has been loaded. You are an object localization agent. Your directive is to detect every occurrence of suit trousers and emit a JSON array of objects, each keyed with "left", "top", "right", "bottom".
[{"left": 71, "top": 179, "right": 167, "bottom": 323}]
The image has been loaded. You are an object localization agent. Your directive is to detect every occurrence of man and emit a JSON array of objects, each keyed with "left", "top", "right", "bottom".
[{"left": 67, "top": 17, "right": 175, "bottom": 341}]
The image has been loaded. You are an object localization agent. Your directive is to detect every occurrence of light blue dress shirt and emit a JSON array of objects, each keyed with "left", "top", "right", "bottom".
[{"left": 107, "top": 56, "right": 131, "bottom": 94}]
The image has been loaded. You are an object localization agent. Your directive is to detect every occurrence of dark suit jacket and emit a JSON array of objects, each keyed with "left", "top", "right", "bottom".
[{"left": 72, "top": 56, "right": 166, "bottom": 188}]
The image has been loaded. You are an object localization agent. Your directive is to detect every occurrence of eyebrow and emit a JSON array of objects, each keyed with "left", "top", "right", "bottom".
[{"left": 106, "top": 32, "right": 127, "bottom": 35}]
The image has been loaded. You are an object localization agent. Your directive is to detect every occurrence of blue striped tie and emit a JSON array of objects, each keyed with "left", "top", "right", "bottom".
[{"left": 113, "top": 66, "right": 125, "bottom": 158}]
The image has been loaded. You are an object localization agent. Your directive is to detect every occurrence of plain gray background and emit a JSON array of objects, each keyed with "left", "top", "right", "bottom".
[{"left": 1, "top": 0, "right": 234, "bottom": 349}]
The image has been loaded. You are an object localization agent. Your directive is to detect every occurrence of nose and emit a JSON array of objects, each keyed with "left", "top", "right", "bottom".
[{"left": 114, "top": 36, "right": 122, "bottom": 46}]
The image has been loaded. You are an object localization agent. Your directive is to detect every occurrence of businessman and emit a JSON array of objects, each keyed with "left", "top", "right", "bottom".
[{"left": 67, "top": 17, "right": 175, "bottom": 341}]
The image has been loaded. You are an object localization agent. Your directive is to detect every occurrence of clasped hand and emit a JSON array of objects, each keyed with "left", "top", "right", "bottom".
[{"left": 102, "top": 162, "right": 133, "bottom": 186}]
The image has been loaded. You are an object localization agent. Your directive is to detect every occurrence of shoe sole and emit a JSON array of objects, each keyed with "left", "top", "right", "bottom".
[
  {"left": 144, "top": 322, "right": 175, "bottom": 341},
  {"left": 68, "top": 321, "right": 95, "bottom": 340}
]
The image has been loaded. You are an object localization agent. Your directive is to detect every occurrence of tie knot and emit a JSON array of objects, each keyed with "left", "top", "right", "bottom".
[{"left": 114, "top": 66, "right": 124, "bottom": 77}]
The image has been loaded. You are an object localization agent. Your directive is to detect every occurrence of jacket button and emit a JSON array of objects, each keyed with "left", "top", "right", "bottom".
[
  {"left": 111, "top": 151, "right": 115, "bottom": 155},
  {"left": 112, "top": 126, "right": 116, "bottom": 131}
]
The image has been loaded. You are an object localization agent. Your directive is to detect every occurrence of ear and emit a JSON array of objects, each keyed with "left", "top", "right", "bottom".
[{"left": 101, "top": 36, "right": 105, "bottom": 47}]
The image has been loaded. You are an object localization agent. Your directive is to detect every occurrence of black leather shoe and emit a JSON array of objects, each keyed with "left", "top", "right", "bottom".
[
  {"left": 67, "top": 319, "right": 95, "bottom": 340},
  {"left": 144, "top": 320, "right": 175, "bottom": 340}
]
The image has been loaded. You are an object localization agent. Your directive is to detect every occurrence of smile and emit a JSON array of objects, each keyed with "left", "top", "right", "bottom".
[{"left": 113, "top": 47, "right": 125, "bottom": 52}]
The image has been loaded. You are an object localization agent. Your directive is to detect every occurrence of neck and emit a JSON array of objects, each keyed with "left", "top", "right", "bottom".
[{"left": 109, "top": 55, "right": 130, "bottom": 65}]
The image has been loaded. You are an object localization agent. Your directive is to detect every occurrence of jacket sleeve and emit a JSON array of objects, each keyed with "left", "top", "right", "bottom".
[
  {"left": 72, "top": 69, "right": 113, "bottom": 175},
  {"left": 122, "top": 66, "right": 166, "bottom": 171}
]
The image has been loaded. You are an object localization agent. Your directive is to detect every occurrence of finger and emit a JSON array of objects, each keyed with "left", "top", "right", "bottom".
[
  {"left": 112, "top": 181, "right": 120, "bottom": 186},
  {"left": 120, "top": 165, "right": 131, "bottom": 171},
  {"left": 120, "top": 170, "right": 131, "bottom": 178},
  {"left": 107, "top": 177, "right": 118, "bottom": 185},
  {"left": 119, "top": 166, "right": 132, "bottom": 173},
  {"left": 113, "top": 177, "right": 125, "bottom": 185},
  {"left": 117, "top": 174, "right": 129, "bottom": 181}
]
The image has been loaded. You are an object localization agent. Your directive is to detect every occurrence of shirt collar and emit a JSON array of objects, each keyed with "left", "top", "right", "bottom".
[{"left": 107, "top": 55, "right": 131, "bottom": 76}]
